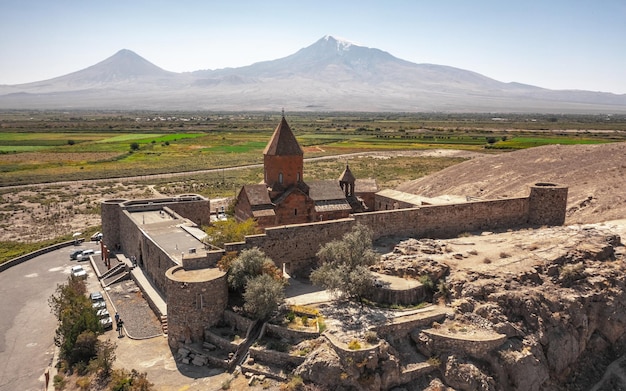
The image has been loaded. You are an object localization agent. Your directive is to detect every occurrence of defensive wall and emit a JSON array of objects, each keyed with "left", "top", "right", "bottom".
[{"left": 100, "top": 183, "right": 568, "bottom": 347}]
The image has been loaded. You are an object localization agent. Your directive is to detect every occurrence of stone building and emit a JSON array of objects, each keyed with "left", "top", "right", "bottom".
[{"left": 234, "top": 115, "right": 378, "bottom": 228}]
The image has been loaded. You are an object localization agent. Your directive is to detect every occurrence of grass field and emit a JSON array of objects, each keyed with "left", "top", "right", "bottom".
[{"left": 0, "top": 111, "right": 624, "bottom": 186}]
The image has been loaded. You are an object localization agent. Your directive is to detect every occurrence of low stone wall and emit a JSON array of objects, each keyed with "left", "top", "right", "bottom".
[
  {"left": 224, "top": 310, "right": 254, "bottom": 335},
  {"left": 204, "top": 330, "right": 240, "bottom": 353},
  {"left": 264, "top": 323, "right": 320, "bottom": 344},
  {"left": 375, "top": 309, "right": 451, "bottom": 339},
  {"left": 248, "top": 346, "right": 306, "bottom": 367},
  {"left": 418, "top": 328, "right": 507, "bottom": 359},
  {"left": 363, "top": 285, "right": 427, "bottom": 306},
  {"left": 0, "top": 239, "right": 81, "bottom": 273},
  {"left": 324, "top": 332, "right": 382, "bottom": 365}
]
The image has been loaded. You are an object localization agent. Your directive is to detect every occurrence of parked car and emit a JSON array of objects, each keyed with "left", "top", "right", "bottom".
[
  {"left": 76, "top": 249, "right": 95, "bottom": 261},
  {"left": 97, "top": 308, "right": 113, "bottom": 330},
  {"left": 90, "top": 291, "right": 106, "bottom": 309},
  {"left": 70, "top": 265, "right": 87, "bottom": 279},
  {"left": 91, "top": 232, "right": 103, "bottom": 242},
  {"left": 70, "top": 249, "right": 85, "bottom": 260}
]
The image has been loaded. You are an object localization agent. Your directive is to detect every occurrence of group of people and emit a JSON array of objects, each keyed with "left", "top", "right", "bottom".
[{"left": 114, "top": 312, "right": 124, "bottom": 337}]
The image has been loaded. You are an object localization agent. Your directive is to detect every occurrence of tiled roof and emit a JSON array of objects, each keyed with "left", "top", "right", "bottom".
[
  {"left": 242, "top": 184, "right": 272, "bottom": 206},
  {"left": 355, "top": 178, "right": 379, "bottom": 193},
  {"left": 314, "top": 199, "right": 352, "bottom": 212},
  {"left": 308, "top": 180, "right": 346, "bottom": 201},
  {"left": 338, "top": 165, "right": 356, "bottom": 183},
  {"left": 252, "top": 209, "right": 276, "bottom": 217},
  {"left": 263, "top": 116, "right": 303, "bottom": 156}
]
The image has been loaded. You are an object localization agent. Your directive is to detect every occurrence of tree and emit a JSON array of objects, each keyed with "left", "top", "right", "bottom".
[
  {"left": 130, "top": 142, "right": 140, "bottom": 151},
  {"left": 227, "top": 247, "right": 281, "bottom": 291},
  {"left": 310, "top": 224, "right": 379, "bottom": 301},
  {"left": 203, "top": 218, "right": 259, "bottom": 249},
  {"left": 88, "top": 339, "right": 117, "bottom": 377},
  {"left": 49, "top": 276, "right": 102, "bottom": 365},
  {"left": 243, "top": 274, "right": 285, "bottom": 320}
]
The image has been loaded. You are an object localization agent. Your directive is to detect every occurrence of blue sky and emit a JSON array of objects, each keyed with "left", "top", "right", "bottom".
[{"left": 1, "top": 0, "right": 625, "bottom": 93}]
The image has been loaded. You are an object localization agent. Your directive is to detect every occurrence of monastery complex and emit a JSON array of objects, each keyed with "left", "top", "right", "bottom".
[{"left": 100, "top": 115, "right": 569, "bottom": 350}]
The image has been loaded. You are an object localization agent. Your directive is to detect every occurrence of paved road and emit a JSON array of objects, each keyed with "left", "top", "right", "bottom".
[
  {"left": 0, "top": 241, "right": 100, "bottom": 391},
  {"left": 1, "top": 150, "right": 449, "bottom": 190}
]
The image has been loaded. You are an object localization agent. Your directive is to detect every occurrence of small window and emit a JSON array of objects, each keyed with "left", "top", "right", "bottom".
[
  {"left": 294, "top": 209, "right": 298, "bottom": 216},
  {"left": 297, "top": 172, "right": 300, "bottom": 181},
  {"left": 279, "top": 173, "right": 283, "bottom": 184}
]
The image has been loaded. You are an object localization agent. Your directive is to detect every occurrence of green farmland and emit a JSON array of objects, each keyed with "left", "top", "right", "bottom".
[{"left": 0, "top": 111, "right": 625, "bottom": 187}]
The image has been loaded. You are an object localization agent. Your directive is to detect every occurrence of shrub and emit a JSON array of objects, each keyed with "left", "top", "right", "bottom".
[
  {"left": 316, "top": 316, "right": 326, "bottom": 333},
  {"left": 280, "top": 375, "right": 304, "bottom": 391},
  {"left": 418, "top": 275, "right": 434, "bottom": 291},
  {"left": 427, "top": 356, "right": 441, "bottom": 367},
  {"left": 53, "top": 374, "right": 67, "bottom": 390},
  {"left": 76, "top": 376, "right": 91, "bottom": 390},
  {"left": 348, "top": 339, "right": 361, "bottom": 350},
  {"left": 286, "top": 312, "right": 296, "bottom": 323},
  {"left": 221, "top": 378, "right": 232, "bottom": 390},
  {"left": 301, "top": 316, "right": 309, "bottom": 327},
  {"left": 364, "top": 331, "right": 378, "bottom": 344},
  {"left": 499, "top": 251, "right": 511, "bottom": 258}
]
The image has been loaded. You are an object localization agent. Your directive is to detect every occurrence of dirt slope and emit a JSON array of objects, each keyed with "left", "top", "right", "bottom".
[{"left": 396, "top": 142, "right": 626, "bottom": 225}]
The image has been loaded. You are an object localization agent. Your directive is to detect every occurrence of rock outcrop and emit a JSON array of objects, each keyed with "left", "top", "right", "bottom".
[{"left": 295, "top": 222, "right": 626, "bottom": 390}]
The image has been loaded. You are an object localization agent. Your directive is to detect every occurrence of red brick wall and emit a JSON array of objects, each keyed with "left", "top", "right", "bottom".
[
  {"left": 264, "top": 154, "right": 303, "bottom": 187},
  {"left": 274, "top": 191, "right": 315, "bottom": 225}
]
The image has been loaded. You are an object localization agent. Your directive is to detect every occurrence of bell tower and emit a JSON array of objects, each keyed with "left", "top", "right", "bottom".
[{"left": 263, "top": 112, "right": 303, "bottom": 191}]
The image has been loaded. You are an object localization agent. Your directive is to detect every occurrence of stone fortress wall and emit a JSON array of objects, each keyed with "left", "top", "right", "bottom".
[{"left": 101, "top": 183, "right": 568, "bottom": 347}]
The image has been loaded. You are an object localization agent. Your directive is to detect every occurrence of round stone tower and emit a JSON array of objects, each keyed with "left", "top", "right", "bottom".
[
  {"left": 527, "top": 183, "right": 568, "bottom": 226},
  {"left": 101, "top": 199, "right": 127, "bottom": 252},
  {"left": 165, "top": 265, "right": 228, "bottom": 349}
]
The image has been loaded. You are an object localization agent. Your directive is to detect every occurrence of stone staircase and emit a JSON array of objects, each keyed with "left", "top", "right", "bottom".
[{"left": 160, "top": 315, "right": 168, "bottom": 335}]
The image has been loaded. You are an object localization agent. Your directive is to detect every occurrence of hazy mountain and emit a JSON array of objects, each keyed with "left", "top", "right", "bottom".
[{"left": 1, "top": 35, "right": 625, "bottom": 113}]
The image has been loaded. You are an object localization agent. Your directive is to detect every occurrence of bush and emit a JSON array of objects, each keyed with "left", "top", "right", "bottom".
[
  {"left": 364, "top": 331, "right": 378, "bottom": 344},
  {"left": 53, "top": 374, "right": 67, "bottom": 390},
  {"left": 280, "top": 375, "right": 304, "bottom": 391},
  {"left": 348, "top": 339, "right": 361, "bottom": 350}
]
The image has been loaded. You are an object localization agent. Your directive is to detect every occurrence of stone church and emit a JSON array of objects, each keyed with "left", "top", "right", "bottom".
[{"left": 234, "top": 115, "right": 378, "bottom": 228}]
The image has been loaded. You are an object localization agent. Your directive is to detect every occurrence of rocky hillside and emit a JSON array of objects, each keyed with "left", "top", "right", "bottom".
[
  {"left": 293, "top": 222, "right": 626, "bottom": 390},
  {"left": 396, "top": 142, "right": 626, "bottom": 225}
]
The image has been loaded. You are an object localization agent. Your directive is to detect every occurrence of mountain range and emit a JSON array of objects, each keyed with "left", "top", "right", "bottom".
[{"left": 1, "top": 35, "right": 625, "bottom": 113}]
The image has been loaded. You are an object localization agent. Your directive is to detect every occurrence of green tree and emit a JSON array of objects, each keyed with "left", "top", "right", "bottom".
[
  {"left": 227, "top": 247, "right": 281, "bottom": 291},
  {"left": 310, "top": 224, "right": 379, "bottom": 302},
  {"left": 203, "top": 218, "right": 259, "bottom": 248},
  {"left": 130, "top": 142, "right": 140, "bottom": 151},
  {"left": 243, "top": 274, "right": 285, "bottom": 320},
  {"left": 88, "top": 339, "right": 117, "bottom": 377},
  {"left": 49, "top": 276, "right": 102, "bottom": 365}
]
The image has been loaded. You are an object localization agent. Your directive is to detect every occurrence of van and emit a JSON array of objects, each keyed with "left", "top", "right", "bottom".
[{"left": 77, "top": 249, "right": 95, "bottom": 261}]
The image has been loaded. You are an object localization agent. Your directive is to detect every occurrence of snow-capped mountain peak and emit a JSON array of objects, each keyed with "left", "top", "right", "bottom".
[{"left": 322, "top": 35, "right": 359, "bottom": 51}]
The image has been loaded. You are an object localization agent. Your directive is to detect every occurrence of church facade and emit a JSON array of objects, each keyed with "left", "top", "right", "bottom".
[{"left": 234, "top": 115, "right": 378, "bottom": 228}]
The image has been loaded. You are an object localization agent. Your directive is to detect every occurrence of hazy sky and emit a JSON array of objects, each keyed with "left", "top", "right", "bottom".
[{"left": 1, "top": 0, "right": 625, "bottom": 93}]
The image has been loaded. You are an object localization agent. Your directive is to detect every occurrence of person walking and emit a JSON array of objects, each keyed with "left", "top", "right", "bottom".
[{"left": 117, "top": 318, "right": 124, "bottom": 337}]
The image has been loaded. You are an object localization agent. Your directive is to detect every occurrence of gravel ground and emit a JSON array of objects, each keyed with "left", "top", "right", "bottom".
[{"left": 106, "top": 279, "right": 163, "bottom": 339}]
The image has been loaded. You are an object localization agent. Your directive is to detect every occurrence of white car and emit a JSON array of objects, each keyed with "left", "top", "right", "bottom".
[
  {"left": 97, "top": 308, "right": 113, "bottom": 329},
  {"left": 76, "top": 249, "right": 95, "bottom": 261},
  {"left": 90, "top": 291, "right": 106, "bottom": 309},
  {"left": 71, "top": 265, "right": 87, "bottom": 279}
]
